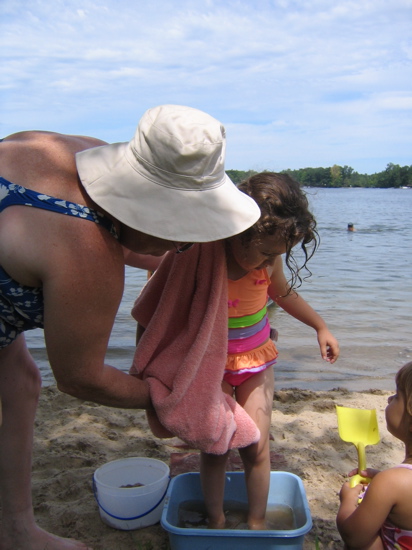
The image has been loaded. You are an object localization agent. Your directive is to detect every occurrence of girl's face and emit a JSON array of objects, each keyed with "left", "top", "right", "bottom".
[
  {"left": 385, "top": 388, "right": 410, "bottom": 441},
  {"left": 228, "top": 234, "right": 288, "bottom": 272}
]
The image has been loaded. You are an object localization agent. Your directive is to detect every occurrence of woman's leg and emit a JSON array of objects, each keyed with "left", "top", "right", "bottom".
[
  {"left": 0, "top": 334, "right": 91, "bottom": 550},
  {"left": 236, "top": 367, "right": 274, "bottom": 529}
]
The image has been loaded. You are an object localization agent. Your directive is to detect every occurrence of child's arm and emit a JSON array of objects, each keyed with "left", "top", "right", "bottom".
[
  {"left": 268, "top": 257, "right": 339, "bottom": 363},
  {"left": 337, "top": 470, "right": 397, "bottom": 548}
]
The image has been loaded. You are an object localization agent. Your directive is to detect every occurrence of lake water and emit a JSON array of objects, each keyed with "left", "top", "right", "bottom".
[{"left": 28, "top": 188, "right": 412, "bottom": 392}]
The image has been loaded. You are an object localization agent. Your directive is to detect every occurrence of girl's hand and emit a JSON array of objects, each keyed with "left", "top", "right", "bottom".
[
  {"left": 348, "top": 468, "right": 380, "bottom": 479},
  {"left": 339, "top": 481, "right": 364, "bottom": 505},
  {"left": 317, "top": 328, "right": 340, "bottom": 363}
]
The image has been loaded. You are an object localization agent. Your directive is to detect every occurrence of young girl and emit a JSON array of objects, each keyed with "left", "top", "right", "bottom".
[
  {"left": 337, "top": 361, "right": 412, "bottom": 549},
  {"left": 200, "top": 172, "right": 340, "bottom": 530}
]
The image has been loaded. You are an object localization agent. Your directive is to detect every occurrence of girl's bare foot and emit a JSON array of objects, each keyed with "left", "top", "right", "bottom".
[
  {"left": 248, "top": 518, "right": 268, "bottom": 530},
  {"left": 207, "top": 514, "right": 226, "bottom": 529}
]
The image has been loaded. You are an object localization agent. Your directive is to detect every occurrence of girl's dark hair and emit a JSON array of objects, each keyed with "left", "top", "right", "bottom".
[
  {"left": 237, "top": 172, "right": 319, "bottom": 290},
  {"left": 396, "top": 361, "right": 412, "bottom": 416}
]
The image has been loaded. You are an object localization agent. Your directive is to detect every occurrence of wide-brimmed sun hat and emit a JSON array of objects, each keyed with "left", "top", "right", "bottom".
[{"left": 75, "top": 104, "right": 260, "bottom": 242}]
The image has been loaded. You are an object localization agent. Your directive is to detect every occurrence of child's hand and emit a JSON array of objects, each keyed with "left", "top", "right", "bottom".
[
  {"left": 317, "top": 328, "right": 340, "bottom": 363},
  {"left": 348, "top": 468, "right": 380, "bottom": 479},
  {"left": 339, "top": 481, "right": 364, "bottom": 505}
]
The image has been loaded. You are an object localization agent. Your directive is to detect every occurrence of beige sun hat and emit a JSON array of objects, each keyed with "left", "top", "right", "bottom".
[{"left": 75, "top": 104, "right": 260, "bottom": 242}]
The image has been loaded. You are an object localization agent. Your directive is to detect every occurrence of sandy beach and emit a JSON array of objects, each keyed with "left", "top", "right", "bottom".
[{"left": 29, "top": 385, "right": 403, "bottom": 549}]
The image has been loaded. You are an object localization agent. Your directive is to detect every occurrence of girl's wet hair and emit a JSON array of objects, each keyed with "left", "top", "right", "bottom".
[
  {"left": 237, "top": 172, "right": 319, "bottom": 290},
  {"left": 396, "top": 361, "right": 412, "bottom": 416}
]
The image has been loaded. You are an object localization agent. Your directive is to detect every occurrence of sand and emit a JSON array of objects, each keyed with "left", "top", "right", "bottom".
[{"left": 29, "top": 385, "right": 403, "bottom": 549}]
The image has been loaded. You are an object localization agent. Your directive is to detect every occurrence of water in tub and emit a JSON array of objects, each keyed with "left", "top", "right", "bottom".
[{"left": 178, "top": 500, "right": 295, "bottom": 530}]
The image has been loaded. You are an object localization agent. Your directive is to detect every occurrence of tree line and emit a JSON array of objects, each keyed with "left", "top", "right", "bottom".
[{"left": 227, "top": 163, "right": 412, "bottom": 188}]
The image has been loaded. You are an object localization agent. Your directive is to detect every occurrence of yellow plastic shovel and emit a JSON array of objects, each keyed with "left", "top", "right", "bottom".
[{"left": 336, "top": 405, "right": 380, "bottom": 487}]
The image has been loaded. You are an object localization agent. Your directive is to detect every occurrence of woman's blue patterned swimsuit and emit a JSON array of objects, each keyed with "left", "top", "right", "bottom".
[{"left": 0, "top": 176, "right": 118, "bottom": 348}]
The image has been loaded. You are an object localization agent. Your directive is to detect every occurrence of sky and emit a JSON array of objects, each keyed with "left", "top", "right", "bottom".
[{"left": 1, "top": 0, "right": 411, "bottom": 174}]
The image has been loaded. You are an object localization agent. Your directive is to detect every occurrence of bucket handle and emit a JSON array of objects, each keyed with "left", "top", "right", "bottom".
[{"left": 92, "top": 476, "right": 170, "bottom": 522}]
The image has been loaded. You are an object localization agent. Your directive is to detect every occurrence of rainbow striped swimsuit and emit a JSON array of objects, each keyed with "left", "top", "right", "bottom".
[{"left": 225, "top": 268, "right": 278, "bottom": 381}]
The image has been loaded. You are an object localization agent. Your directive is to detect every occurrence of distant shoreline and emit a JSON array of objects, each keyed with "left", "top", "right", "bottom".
[{"left": 227, "top": 167, "right": 412, "bottom": 189}]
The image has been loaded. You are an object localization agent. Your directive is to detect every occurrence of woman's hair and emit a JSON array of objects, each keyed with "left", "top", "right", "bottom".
[
  {"left": 237, "top": 172, "right": 319, "bottom": 289},
  {"left": 396, "top": 361, "right": 412, "bottom": 416}
]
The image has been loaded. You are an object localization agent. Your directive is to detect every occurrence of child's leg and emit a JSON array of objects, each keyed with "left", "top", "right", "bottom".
[
  {"left": 236, "top": 367, "right": 274, "bottom": 529},
  {"left": 199, "top": 380, "right": 233, "bottom": 528},
  {"left": 200, "top": 450, "right": 230, "bottom": 528},
  {"left": 344, "top": 536, "right": 384, "bottom": 550}
]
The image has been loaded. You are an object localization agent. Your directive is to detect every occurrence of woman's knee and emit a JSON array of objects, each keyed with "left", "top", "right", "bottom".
[{"left": 0, "top": 335, "right": 41, "bottom": 397}]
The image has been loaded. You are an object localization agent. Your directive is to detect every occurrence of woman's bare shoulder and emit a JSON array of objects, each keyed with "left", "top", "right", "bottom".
[{"left": 3, "top": 130, "right": 107, "bottom": 150}]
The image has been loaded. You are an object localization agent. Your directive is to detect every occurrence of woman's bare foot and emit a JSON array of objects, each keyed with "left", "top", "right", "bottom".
[{"left": 0, "top": 522, "right": 92, "bottom": 550}]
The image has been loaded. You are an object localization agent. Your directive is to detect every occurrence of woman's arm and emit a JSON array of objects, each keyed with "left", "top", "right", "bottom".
[{"left": 123, "top": 248, "right": 165, "bottom": 271}]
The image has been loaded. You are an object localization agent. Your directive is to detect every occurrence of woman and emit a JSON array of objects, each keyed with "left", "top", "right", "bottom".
[{"left": 0, "top": 104, "right": 260, "bottom": 549}]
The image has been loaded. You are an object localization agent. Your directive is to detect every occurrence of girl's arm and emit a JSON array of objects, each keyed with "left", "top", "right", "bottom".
[
  {"left": 268, "top": 257, "right": 340, "bottom": 363},
  {"left": 337, "top": 471, "right": 397, "bottom": 548}
]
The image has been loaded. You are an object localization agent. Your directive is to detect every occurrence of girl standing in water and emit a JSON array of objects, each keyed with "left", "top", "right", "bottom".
[{"left": 201, "top": 172, "right": 340, "bottom": 530}]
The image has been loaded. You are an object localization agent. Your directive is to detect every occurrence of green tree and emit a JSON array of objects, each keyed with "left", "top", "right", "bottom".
[
  {"left": 228, "top": 163, "right": 411, "bottom": 188},
  {"left": 330, "top": 165, "right": 343, "bottom": 187},
  {"left": 342, "top": 165, "right": 354, "bottom": 186},
  {"left": 226, "top": 169, "right": 257, "bottom": 184}
]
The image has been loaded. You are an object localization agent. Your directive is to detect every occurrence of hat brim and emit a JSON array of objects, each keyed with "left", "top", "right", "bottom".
[{"left": 76, "top": 143, "right": 261, "bottom": 242}]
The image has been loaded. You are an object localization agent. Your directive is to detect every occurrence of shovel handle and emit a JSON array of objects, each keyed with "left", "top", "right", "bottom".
[
  {"left": 349, "top": 473, "right": 371, "bottom": 488},
  {"left": 357, "top": 442, "right": 367, "bottom": 472}
]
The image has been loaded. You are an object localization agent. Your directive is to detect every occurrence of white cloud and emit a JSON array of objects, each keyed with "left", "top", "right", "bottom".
[
  {"left": 374, "top": 93, "right": 412, "bottom": 110},
  {"left": 1, "top": 0, "right": 411, "bottom": 172}
]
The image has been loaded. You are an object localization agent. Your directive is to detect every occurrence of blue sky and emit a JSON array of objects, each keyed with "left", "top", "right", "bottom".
[{"left": 1, "top": 0, "right": 411, "bottom": 174}]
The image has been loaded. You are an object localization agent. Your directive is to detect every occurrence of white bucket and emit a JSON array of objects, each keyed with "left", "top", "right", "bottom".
[{"left": 93, "top": 457, "right": 170, "bottom": 530}]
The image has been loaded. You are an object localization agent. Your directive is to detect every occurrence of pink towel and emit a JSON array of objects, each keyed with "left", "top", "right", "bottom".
[{"left": 131, "top": 241, "right": 260, "bottom": 454}]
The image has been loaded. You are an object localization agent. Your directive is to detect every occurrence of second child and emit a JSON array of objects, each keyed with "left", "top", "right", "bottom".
[{"left": 337, "top": 361, "right": 412, "bottom": 550}]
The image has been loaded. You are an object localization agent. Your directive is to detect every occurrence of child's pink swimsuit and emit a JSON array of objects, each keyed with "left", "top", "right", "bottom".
[
  {"left": 380, "top": 464, "right": 412, "bottom": 550},
  {"left": 224, "top": 268, "right": 278, "bottom": 387}
]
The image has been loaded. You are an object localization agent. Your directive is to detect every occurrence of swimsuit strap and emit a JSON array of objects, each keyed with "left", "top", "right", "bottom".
[
  {"left": 0, "top": 176, "right": 118, "bottom": 238},
  {"left": 395, "top": 463, "right": 412, "bottom": 470}
]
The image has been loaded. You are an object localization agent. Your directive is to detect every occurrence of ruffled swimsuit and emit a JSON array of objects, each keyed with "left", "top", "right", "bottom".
[
  {"left": 224, "top": 268, "right": 278, "bottom": 386},
  {"left": 0, "top": 176, "right": 118, "bottom": 348},
  {"left": 380, "top": 464, "right": 412, "bottom": 550}
]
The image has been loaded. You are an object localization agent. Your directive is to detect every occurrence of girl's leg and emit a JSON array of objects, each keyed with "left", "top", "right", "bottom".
[
  {"left": 0, "top": 334, "right": 91, "bottom": 550},
  {"left": 344, "top": 536, "right": 384, "bottom": 550},
  {"left": 236, "top": 367, "right": 274, "bottom": 530},
  {"left": 200, "top": 450, "right": 230, "bottom": 528},
  {"left": 199, "top": 380, "right": 233, "bottom": 529}
]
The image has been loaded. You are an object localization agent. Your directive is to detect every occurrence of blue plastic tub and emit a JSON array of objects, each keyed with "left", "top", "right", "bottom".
[{"left": 161, "top": 471, "right": 312, "bottom": 550}]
